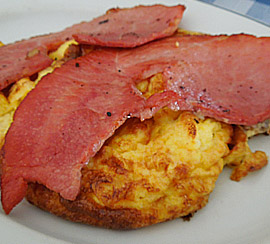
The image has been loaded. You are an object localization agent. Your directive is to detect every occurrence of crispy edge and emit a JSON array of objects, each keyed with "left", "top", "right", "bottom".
[{"left": 224, "top": 126, "right": 268, "bottom": 181}]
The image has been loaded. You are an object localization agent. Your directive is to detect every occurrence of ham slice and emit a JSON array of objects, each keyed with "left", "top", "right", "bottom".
[
  {"left": 0, "top": 4, "right": 185, "bottom": 90},
  {"left": 73, "top": 5, "right": 185, "bottom": 47},
  {"left": 1, "top": 49, "right": 147, "bottom": 214},
  {"left": 2, "top": 34, "right": 270, "bottom": 214},
  {"left": 118, "top": 34, "right": 270, "bottom": 125}
]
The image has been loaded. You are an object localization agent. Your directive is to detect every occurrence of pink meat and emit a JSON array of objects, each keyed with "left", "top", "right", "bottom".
[
  {"left": 0, "top": 36, "right": 63, "bottom": 90},
  {"left": 0, "top": 4, "right": 185, "bottom": 90},
  {"left": 118, "top": 34, "right": 270, "bottom": 125},
  {"left": 2, "top": 34, "right": 270, "bottom": 214},
  {"left": 73, "top": 5, "right": 185, "bottom": 47},
  {"left": 1, "top": 49, "right": 147, "bottom": 214}
]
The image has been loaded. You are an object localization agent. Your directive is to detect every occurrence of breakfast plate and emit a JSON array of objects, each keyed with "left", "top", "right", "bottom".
[{"left": 0, "top": 0, "right": 269, "bottom": 243}]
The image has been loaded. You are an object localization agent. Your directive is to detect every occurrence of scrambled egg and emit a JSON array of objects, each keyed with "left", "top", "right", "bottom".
[
  {"left": 224, "top": 126, "right": 267, "bottom": 181},
  {"left": 27, "top": 107, "right": 233, "bottom": 229},
  {"left": 84, "top": 108, "right": 232, "bottom": 226}
]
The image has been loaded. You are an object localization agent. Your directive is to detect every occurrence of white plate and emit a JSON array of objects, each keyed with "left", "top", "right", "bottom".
[{"left": 0, "top": 0, "right": 270, "bottom": 244}]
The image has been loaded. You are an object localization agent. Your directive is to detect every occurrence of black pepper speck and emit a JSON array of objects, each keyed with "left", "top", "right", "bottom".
[{"left": 99, "top": 19, "right": 109, "bottom": 25}]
